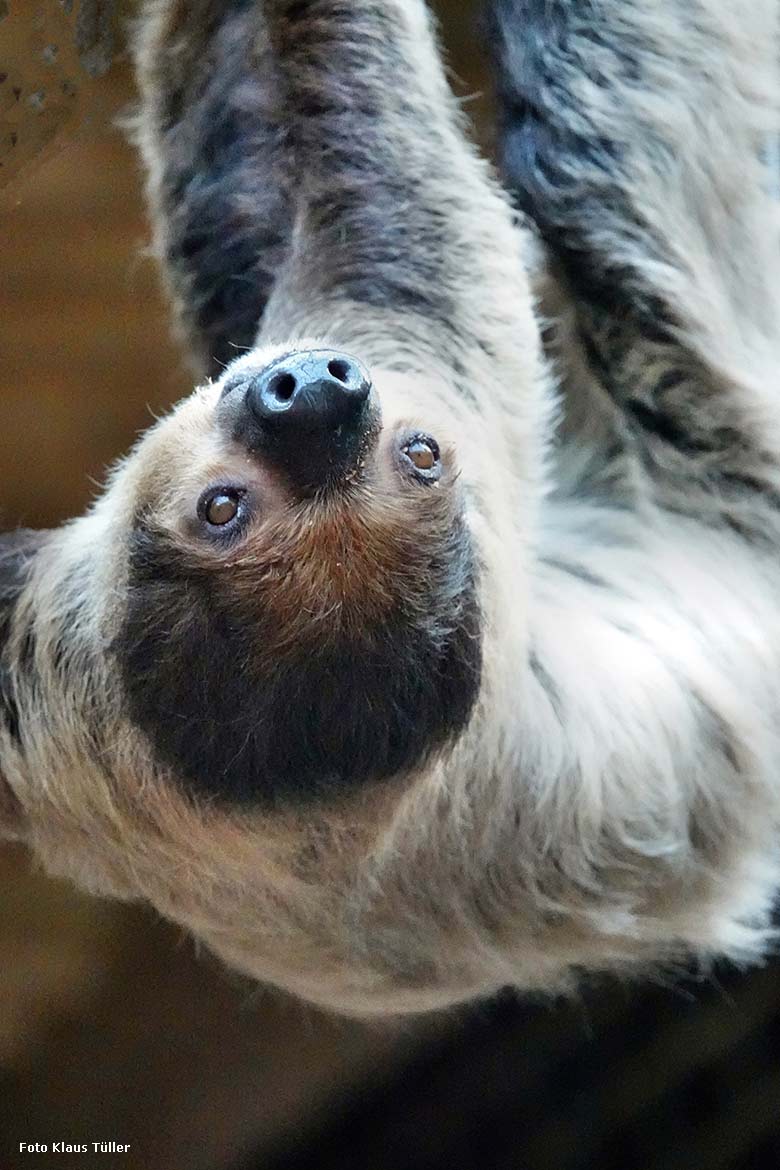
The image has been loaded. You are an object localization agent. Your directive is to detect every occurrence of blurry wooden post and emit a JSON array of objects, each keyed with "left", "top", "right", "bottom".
[{"left": 0, "top": 0, "right": 128, "bottom": 196}]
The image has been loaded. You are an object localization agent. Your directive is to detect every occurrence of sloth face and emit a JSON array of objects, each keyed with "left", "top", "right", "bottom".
[{"left": 111, "top": 343, "right": 483, "bottom": 807}]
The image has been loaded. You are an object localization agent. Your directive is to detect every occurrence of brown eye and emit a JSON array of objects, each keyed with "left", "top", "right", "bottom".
[
  {"left": 402, "top": 435, "right": 441, "bottom": 478},
  {"left": 203, "top": 489, "right": 241, "bottom": 526}
]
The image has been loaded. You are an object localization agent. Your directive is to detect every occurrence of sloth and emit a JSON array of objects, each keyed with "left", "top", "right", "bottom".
[{"left": 1, "top": 0, "right": 780, "bottom": 1016}]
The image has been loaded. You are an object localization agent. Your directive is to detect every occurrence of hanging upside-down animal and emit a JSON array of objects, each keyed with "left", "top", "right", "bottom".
[{"left": 1, "top": 0, "right": 780, "bottom": 1015}]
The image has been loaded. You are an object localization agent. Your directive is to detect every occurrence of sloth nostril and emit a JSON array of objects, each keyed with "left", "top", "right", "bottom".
[
  {"left": 327, "top": 358, "right": 351, "bottom": 383},
  {"left": 269, "top": 371, "right": 297, "bottom": 401}
]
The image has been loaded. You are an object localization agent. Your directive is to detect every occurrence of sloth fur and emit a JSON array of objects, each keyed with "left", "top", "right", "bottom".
[{"left": 1, "top": 0, "right": 780, "bottom": 1014}]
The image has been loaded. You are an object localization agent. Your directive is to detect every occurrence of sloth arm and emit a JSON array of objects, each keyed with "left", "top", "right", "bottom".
[
  {"left": 490, "top": 0, "right": 780, "bottom": 518},
  {"left": 133, "top": 0, "right": 540, "bottom": 383}
]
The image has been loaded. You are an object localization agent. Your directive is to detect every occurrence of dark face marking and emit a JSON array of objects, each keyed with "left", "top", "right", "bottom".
[{"left": 115, "top": 490, "right": 482, "bottom": 806}]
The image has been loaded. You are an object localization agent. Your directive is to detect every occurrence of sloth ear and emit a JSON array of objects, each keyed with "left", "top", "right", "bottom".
[{"left": 0, "top": 529, "right": 48, "bottom": 839}]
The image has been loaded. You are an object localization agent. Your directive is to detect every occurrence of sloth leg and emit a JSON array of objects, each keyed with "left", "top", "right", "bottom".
[{"left": 489, "top": 0, "right": 780, "bottom": 527}]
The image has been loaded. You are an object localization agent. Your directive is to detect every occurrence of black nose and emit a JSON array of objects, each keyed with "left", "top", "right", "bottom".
[
  {"left": 248, "top": 350, "right": 371, "bottom": 431},
  {"left": 222, "top": 349, "right": 376, "bottom": 493}
]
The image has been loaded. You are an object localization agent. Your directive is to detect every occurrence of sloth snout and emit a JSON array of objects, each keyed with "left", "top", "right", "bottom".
[
  {"left": 222, "top": 348, "right": 377, "bottom": 493},
  {"left": 248, "top": 349, "right": 371, "bottom": 430}
]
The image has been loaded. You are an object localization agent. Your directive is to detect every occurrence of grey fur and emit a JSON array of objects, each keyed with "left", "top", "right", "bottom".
[
  {"left": 492, "top": 0, "right": 780, "bottom": 523},
  {"left": 130, "top": 0, "right": 292, "bottom": 375},
  {"left": 0, "top": 0, "right": 779, "bottom": 1015}
]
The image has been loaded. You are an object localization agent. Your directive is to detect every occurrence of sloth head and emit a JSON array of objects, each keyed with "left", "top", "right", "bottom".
[
  {"left": 110, "top": 343, "right": 483, "bottom": 807},
  {"left": 1, "top": 341, "right": 523, "bottom": 1014}
]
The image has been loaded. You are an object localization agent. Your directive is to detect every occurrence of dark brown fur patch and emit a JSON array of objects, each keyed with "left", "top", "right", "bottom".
[{"left": 115, "top": 482, "right": 482, "bottom": 806}]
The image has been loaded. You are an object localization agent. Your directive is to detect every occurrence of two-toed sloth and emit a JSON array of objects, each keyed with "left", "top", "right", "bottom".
[{"left": 1, "top": 0, "right": 780, "bottom": 1015}]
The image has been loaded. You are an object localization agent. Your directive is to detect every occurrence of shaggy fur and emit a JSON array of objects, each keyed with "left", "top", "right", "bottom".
[{"left": 1, "top": 0, "right": 780, "bottom": 1015}]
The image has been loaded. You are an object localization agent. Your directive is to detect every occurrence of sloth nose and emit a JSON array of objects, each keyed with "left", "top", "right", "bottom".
[
  {"left": 248, "top": 349, "right": 371, "bottom": 431},
  {"left": 223, "top": 349, "right": 375, "bottom": 493}
]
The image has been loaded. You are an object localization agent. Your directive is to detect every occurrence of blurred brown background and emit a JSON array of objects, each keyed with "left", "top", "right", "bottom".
[{"left": 0, "top": 3, "right": 485, "bottom": 1168}]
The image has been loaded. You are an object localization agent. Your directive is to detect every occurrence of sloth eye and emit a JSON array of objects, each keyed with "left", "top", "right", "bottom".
[
  {"left": 207, "top": 493, "right": 239, "bottom": 525},
  {"left": 200, "top": 488, "right": 243, "bottom": 527},
  {"left": 402, "top": 435, "right": 441, "bottom": 478}
]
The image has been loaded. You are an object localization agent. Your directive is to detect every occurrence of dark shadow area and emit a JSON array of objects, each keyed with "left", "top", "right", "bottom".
[{"left": 254, "top": 958, "right": 780, "bottom": 1170}]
